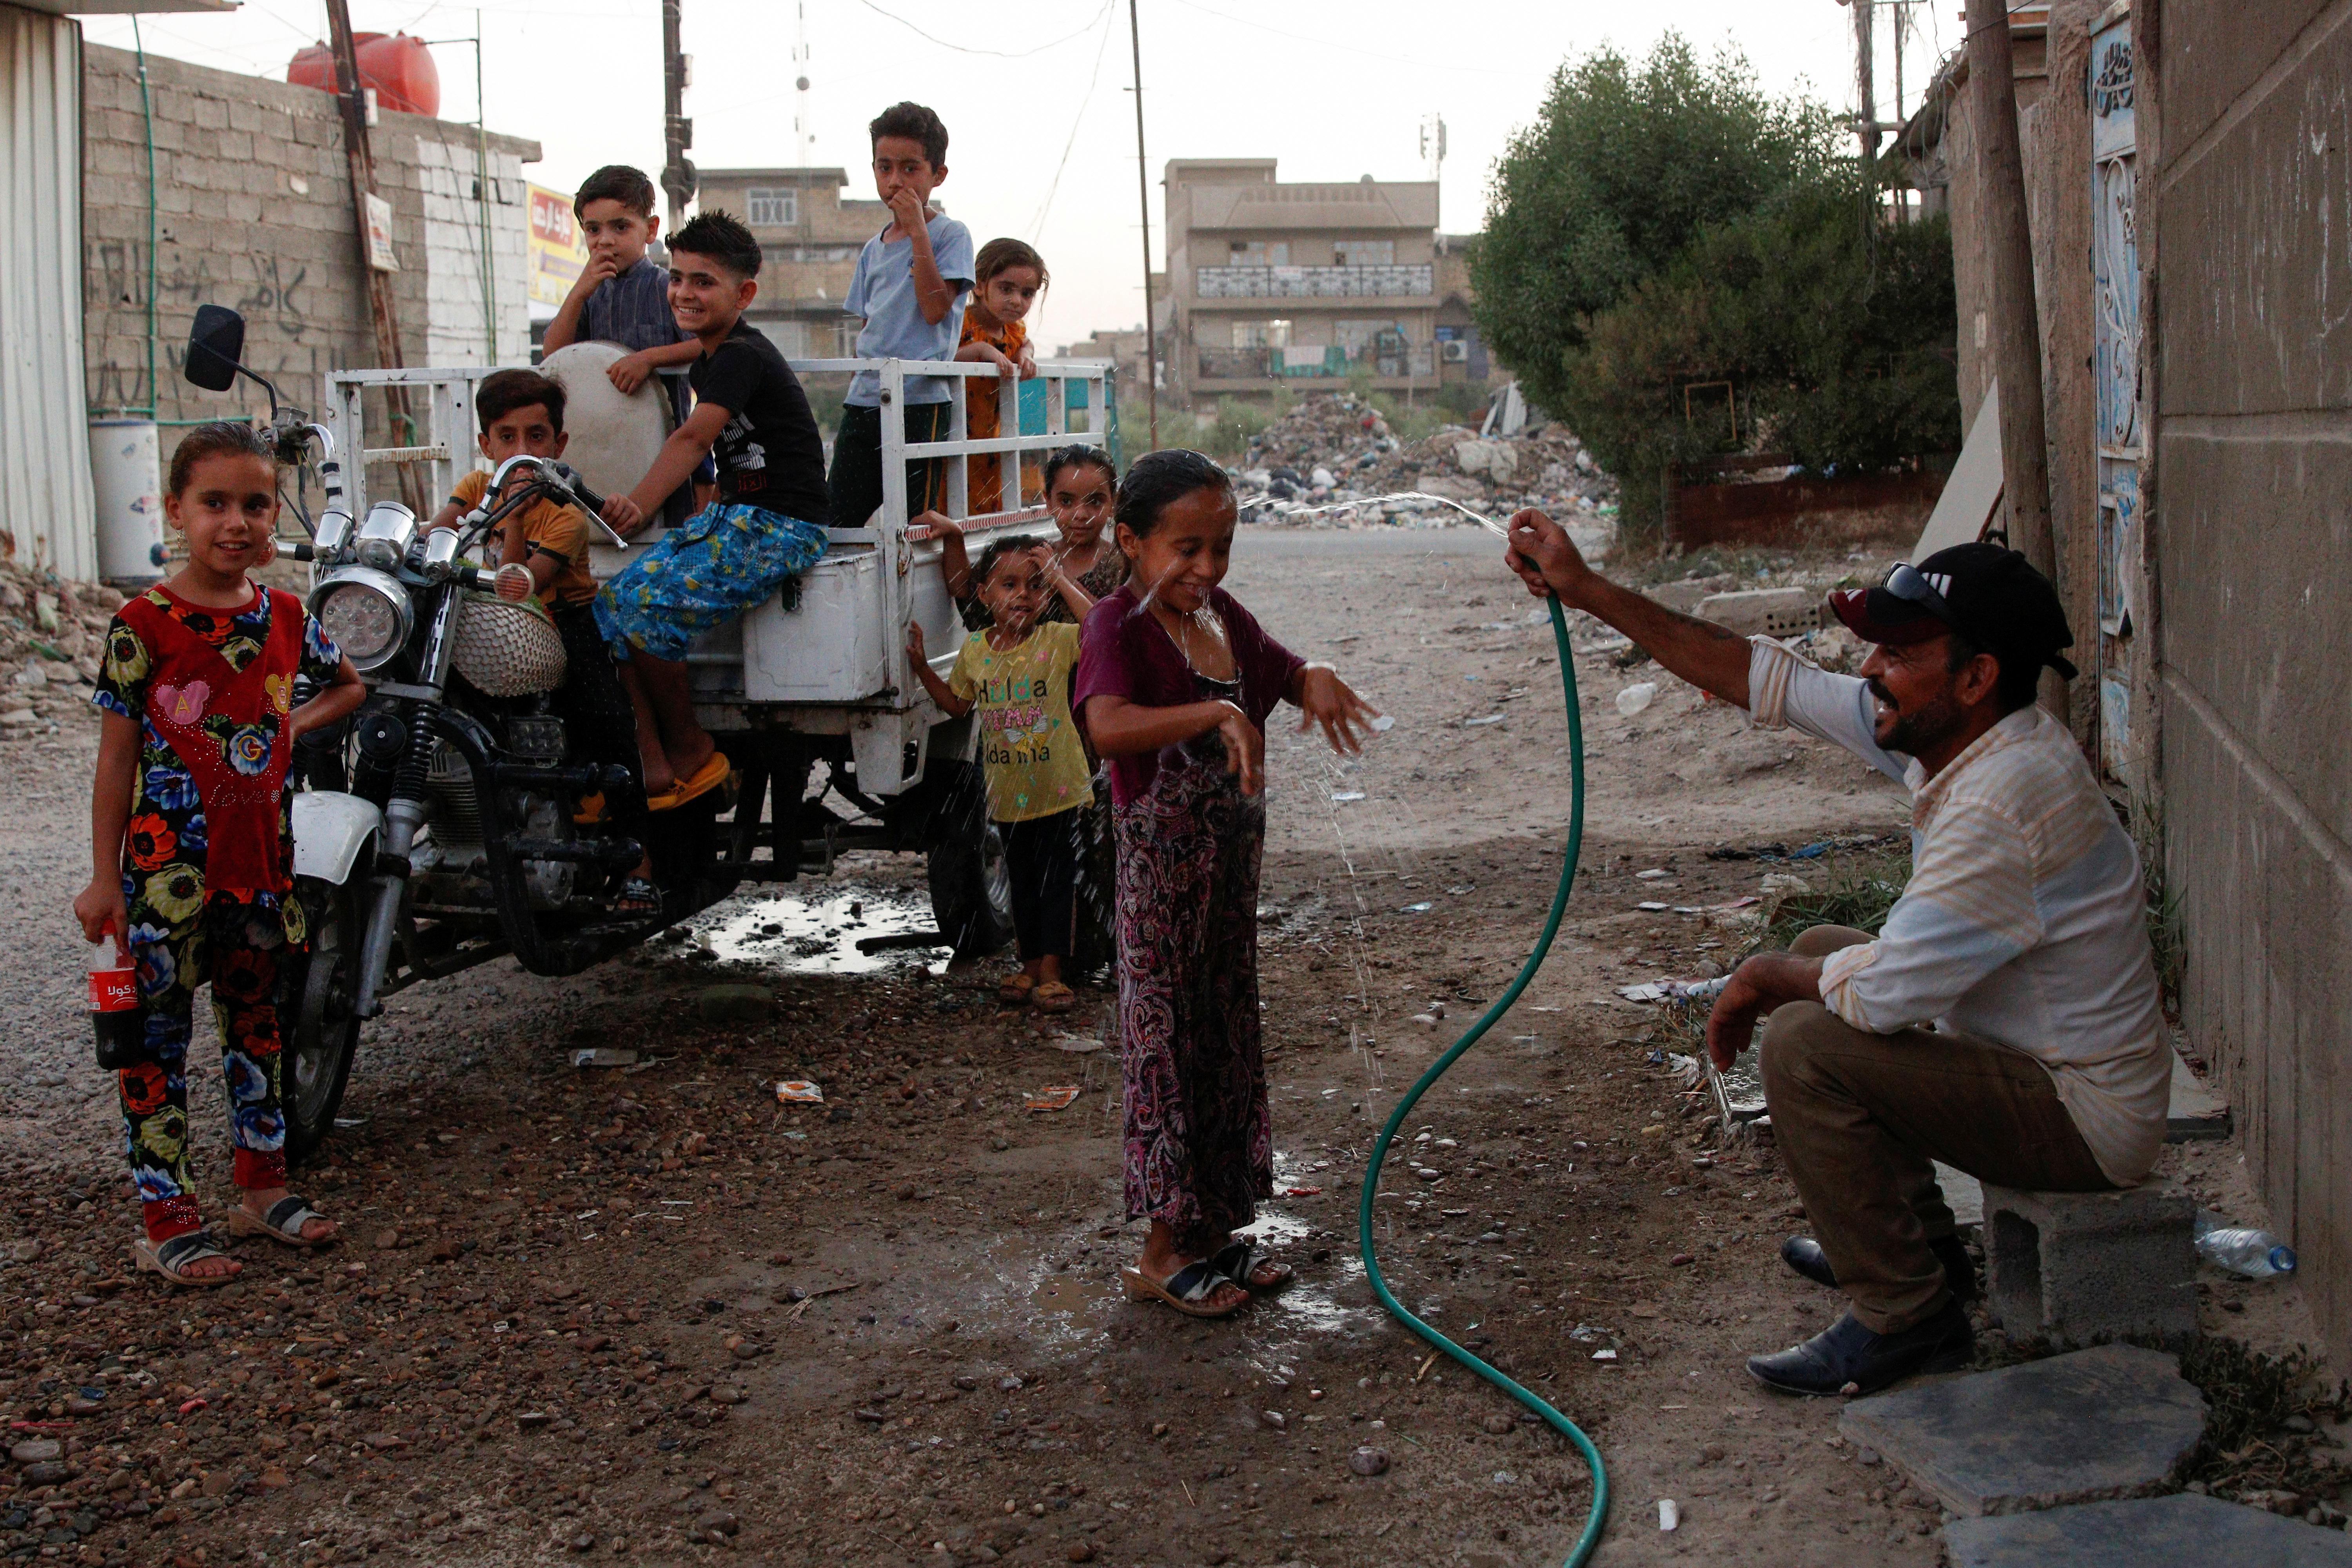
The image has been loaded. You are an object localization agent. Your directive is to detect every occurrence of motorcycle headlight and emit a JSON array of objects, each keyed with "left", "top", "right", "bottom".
[
  {"left": 353, "top": 502, "right": 419, "bottom": 573},
  {"left": 310, "top": 568, "right": 413, "bottom": 671}
]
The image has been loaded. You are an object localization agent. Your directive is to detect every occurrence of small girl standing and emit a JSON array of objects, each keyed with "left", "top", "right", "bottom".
[
  {"left": 907, "top": 537, "right": 1095, "bottom": 1012},
  {"left": 72, "top": 423, "right": 365, "bottom": 1285},
  {"left": 954, "top": 237, "right": 1045, "bottom": 515},
  {"left": 1075, "top": 449, "right": 1379, "bottom": 1318}
]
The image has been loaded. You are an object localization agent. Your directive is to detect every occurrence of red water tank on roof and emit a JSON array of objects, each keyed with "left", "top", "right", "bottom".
[{"left": 287, "top": 32, "right": 441, "bottom": 119}]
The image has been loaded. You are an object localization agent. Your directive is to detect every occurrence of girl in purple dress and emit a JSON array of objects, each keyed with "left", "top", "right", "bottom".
[{"left": 1075, "top": 450, "right": 1380, "bottom": 1318}]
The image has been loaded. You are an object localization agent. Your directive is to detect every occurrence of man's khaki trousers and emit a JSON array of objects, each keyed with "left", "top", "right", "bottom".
[{"left": 1759, "top": 926, "right": 2115, "bottom": 1334}]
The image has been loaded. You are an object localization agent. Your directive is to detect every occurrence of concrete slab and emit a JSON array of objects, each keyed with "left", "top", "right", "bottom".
[
  {"left": 1839, "top": 1345, "right": 2205, "bottom": 1517},
  {"left": 1944, "top": 1492, "right": 2352, "bottom": 1566},
  {"left": 1935, "top": 1161, "right": 1985, "bottom": 1228},
  {"left": 2168, "top": 1051, "right": 2232, "bottom": 1141}
]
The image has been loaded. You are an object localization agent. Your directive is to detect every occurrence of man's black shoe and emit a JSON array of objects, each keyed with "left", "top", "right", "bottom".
[
  {"left": 1746, "top": 1298, "right": 1975, "bottom": 1397},
  {"left": 1779, "top": 1235, "right": 1978, "bottom": 1300}
]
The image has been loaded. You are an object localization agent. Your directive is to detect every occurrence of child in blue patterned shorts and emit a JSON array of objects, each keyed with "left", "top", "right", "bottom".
[{"left": 593, "top": 211, "right": 833, "bottom": 805}]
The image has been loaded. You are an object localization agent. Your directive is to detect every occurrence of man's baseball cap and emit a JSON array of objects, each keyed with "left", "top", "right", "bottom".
[{"left": 1827, "top": 542, "right": 2079, "bottom": 680}]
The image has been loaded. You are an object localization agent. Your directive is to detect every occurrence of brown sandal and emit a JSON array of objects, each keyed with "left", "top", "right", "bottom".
[
  {"left": 1120, "top": 1260, "right": 1245, "bottom": 1319},
  {"left": 998, "top": 972, "right": 1037, "bottom": 1005},
  {"left": 1032, "top": 980, "right": 1076, "bottom": 1014}
]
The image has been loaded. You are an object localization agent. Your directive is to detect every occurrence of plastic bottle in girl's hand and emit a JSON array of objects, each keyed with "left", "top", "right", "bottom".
[
  {"left": 89, "top": 933, "right": 145, "bottom": 1069},
  {"left": 2194, "top": 1210, "right": 2296, "bottom": 1278}
]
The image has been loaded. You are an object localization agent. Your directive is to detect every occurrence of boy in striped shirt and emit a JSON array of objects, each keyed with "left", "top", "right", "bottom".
[{"left": 1504, "top": 523, "right": 2167, "bottom": 1397}]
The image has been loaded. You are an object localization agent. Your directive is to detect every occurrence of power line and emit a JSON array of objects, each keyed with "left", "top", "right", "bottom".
[
  {"left": 854, "top": 0, "right": 1109, "bottom": 59},
  {"left": 1027, "top": 1, "right": 1118, "bottom": 239}
]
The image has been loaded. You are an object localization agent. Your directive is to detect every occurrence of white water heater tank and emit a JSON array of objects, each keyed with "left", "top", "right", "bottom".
[{"left": 89, "top": 418, "right": 167, "bottom": 586}]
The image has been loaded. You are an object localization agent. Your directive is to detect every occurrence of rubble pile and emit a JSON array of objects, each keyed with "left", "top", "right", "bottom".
[
  {"left": 0, "top": 558, "right": 116, "bottom": 742},
  {"left": 1232, "top": 392, "right": 1620, "bottom": 529}
]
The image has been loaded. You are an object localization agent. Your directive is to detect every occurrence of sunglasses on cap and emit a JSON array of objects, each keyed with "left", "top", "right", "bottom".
[{"left": 1881, "top": 563, "right": 1958, "bottom": 624}]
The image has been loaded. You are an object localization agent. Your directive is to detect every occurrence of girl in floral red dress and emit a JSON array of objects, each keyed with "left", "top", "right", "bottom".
[
  {"left": 1075, "top": 450, "right": 1381, "bottom": 1318},
  {"left": 73, "top": 423, "right": 365, "bottom": 1286}
]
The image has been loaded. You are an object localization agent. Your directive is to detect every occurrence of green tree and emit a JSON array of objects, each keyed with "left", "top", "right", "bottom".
[
  {"left": 1556, "top": 178, "right": 1961, "bottom": 534},
  {"left": 1470, "top": 34, "right": 1839, "bottom": 417}
]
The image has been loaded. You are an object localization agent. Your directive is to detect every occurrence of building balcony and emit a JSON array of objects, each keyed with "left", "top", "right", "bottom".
[
  {"left": 1194, "top": 345, "right": 1435, "bottom": 381},
  {"left": 1194, "top": 264, "right": 1434, "bottom": 299}
]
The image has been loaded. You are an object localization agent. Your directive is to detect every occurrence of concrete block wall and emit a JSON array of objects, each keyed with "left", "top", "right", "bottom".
[
  {"left": 80, "top": 43, "right": 540, "bottom": 428},
  {"left": 2152, "top": 0, "right": 2352, "bottom": 1372}
]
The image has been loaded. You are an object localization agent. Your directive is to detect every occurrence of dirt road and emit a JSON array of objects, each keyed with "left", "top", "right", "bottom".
[{"left": 0, "top": 526, "right": 2301, "bottom": 1568}]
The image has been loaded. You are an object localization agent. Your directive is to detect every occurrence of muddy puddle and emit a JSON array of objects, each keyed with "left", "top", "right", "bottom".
[{"left": 696, "top": 885, "right": 949, "bottom": 976}]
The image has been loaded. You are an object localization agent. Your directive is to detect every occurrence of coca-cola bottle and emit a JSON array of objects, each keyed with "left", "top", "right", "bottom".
[{"left": 89, "top": 931, "right": 147, "bottom": 1070}]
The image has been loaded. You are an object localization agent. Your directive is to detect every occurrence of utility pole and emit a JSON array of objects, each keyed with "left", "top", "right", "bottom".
[
  {"left": 324, "top": 0, "right": 425, "bottom": 510},
  {"left": 1964, "top": 0, "right": 2056, "bottom": 588},
  {"left": 1127, "top": 0, "right": 1158, "bottom": 449},
  {"left": 661, "top": 0, "right": 695, "bottom": 234},
  {"left": 1849, "top": 0, "right": 1880, "bottom": 160}
]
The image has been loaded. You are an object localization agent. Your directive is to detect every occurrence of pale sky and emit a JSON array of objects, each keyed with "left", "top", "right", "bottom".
[{"left": 83, "top": 0, "right": 1957, "bottom": 351}]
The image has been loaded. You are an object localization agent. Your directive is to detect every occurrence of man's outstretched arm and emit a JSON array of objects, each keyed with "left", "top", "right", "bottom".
[{"left": 1505, "top": 508, "right": 1753, "bottom": 710}]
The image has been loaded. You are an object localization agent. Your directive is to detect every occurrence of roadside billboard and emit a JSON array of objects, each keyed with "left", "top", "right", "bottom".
[{"left": 527, "top": 184, "right": 588, "bottom": 307}]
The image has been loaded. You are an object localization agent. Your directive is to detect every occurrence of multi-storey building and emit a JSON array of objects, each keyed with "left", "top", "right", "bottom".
[
  {"left": 693, "top": 166, "right": 887, "bottom": 359},
  {"left": 1166, "top": 158, "right": 1470, "bottom": 407}
]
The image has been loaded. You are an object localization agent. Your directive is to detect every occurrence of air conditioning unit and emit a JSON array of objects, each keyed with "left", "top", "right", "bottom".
[{"left": 1440, "top": 339, "right": 1470, "bottom": 363}]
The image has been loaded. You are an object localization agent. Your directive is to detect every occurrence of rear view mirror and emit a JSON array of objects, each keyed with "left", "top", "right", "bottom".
[{"left": 184, "top": 304, "right": 247, "bottom": 392}]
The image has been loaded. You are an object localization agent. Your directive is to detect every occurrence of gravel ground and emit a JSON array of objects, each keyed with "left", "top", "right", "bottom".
[{"left": 0, "top": 526, "right": 2326, "bottom": 1568}]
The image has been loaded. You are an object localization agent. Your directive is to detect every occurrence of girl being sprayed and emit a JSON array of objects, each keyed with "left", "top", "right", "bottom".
[{"left": 1074, "top": 449, "right": 1380, "bottom": 1318}]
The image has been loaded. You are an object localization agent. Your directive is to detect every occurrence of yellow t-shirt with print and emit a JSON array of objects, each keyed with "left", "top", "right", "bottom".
[
  {"left": 947, "top": 622, "right": 1092, "bottom": 823},
  {"left": 449, "top": 469, "right": 597, "bottom": 607}
]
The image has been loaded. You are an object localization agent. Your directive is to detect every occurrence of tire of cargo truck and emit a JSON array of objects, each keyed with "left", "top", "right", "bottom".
[{"left": 924, "top": 762, "right": 1015, "bottom": 958}]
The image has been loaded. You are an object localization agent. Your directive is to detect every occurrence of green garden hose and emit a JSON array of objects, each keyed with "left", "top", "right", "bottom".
[{"left": 1356, "top": 593, "right": 1608, "bottom": 1564}]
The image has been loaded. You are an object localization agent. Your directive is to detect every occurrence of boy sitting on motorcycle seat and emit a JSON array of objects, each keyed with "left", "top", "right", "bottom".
[
  {"left": 428, "top": 369, "right": 659, "bottom": 914},
  {"left": 592, "top": 211, "right": 833, "bottom": 809}
]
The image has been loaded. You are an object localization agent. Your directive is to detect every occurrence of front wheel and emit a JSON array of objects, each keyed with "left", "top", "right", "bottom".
[{"left": 282, "top": 875, "right": 363, "bottom": 1163}]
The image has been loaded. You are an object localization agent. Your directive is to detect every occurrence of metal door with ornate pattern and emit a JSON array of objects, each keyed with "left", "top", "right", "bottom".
[{"left": 2091, "top": 9, "right": 2140, "bottom": 779}]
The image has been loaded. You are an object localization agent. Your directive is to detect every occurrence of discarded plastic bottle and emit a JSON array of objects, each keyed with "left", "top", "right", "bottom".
[
  {"left": 88, "top": 932, "right": 146, "bottom": 1071},
  {"left": 2194, "top": 1211, "right": 2296, "bottom": 1278}
]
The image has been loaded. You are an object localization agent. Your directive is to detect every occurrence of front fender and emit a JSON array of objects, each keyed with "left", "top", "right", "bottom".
[{"left": 292, "top": 791, "right": 383, "bottom": 885}]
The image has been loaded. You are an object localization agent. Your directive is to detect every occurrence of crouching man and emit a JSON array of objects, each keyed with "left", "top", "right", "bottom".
[{"left": 1504, "top": 514, "right": 2169, "bottom": 1396}]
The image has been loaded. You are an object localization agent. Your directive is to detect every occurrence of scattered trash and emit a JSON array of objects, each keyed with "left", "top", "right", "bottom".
[
  {"left": 1281, "top": 1186, "right": 1323, "bottom": 1198},
  {"left": 1025, "top": 1087, "right": 1081, "bottom": 1112},
  {"left": 1368, "top": 715, "right": 1397, "bottom": 733},
  {"left": 1590, "top": 1348, "right": 1618, "bottom": 1361},
  {"left": 775, "top": 1081, "right": 824, "bottom": 1104},
  {"left": 1046, "top": 1034, "right": 1103, "bottom": 1054},
  {"left": 571, "top": 1047, "right": 638, "bottom": 1069},
  {"left": 1331, "top": 789, "right": 1367, "bottom": 802},
  {"left": 1400, "top": 901, "right": 1435, "bottom": 914},
  {"left": 1658, "top": 1499, "right": 1680, "bottom": 1532},
  {"left": 1464, "top": 714, "right": 1505, "bottom": 727},
  {"left": 1635, "top": 901, "right": 1670, "bottom": 912},
  {"left": 1232, "top": 391, "right": 1618, "bottom": 533},
  {"left": 1616, "top": 682, "right": 1658, "bottom": 717},
  {"left": 2193, "top": 1212, "right": 2297, "bottom": 1278},
  {"left": 1616, "top": 976, "right": 1730, "bottom": 1004},
  {"left": 1634, "top": 867, "right": 1672, "bottom": 881}
]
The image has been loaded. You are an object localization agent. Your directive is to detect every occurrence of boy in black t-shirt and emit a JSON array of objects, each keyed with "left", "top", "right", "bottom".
[{"left": 593, "top": 211, "right": 831, "bottom": 807}]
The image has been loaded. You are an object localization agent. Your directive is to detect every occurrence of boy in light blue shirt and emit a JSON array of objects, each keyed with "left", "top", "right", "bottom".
[{"left": 827, "top": 101, "right": 976, "bottom": 529}]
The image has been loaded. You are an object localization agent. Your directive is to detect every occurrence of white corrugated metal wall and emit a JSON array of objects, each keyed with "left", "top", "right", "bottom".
[{"left": 0, "top": 5, "right": 94, "bottom": 581}]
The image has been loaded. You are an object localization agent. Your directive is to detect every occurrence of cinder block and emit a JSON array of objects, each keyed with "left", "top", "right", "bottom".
[
  {"left": 1697, "top": 586, "right": 1821, "bottom": 638},
  {"left": 1982, "top": 1181, "right": 2197, "bottom": 1348}
]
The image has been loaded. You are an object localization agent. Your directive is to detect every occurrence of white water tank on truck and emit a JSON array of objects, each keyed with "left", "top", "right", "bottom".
[{"left": 89, "top": 418, "right": 167, "bottom": 587}]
